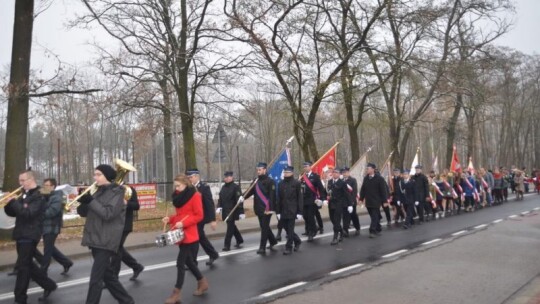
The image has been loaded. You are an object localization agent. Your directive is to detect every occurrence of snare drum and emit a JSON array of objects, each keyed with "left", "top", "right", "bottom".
[{"left": 155, "top": 229, "right": 185, "bottom": 247}]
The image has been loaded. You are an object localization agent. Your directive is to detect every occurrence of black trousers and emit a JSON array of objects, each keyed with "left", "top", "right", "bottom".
[
  {"left": 382, "top": 205, "right": 392, "bottom": 222},
  {"left": 224, "top": 220, "right": 243, "bottom": 248},
  {"left": 416, "top": 201, "right": 425, "bottom": 221},
  {"left": 329, "top": 207, "right": 343, "bottom": 234},
  {"left": 111, "top": 231, "right": 140, "bottom": 277},
  {"left": 86, "top": 248, "right": 133, "bottom": 304},
  {"left": 343, "top": 205, "right": 360, "bottom": 231},
  {"left": 315, "top": 208, "right": 323, "bottom": 229},
  {"left": 343, "top": 204, "right": 360, "bottom": 231},
  {"left": 405, "top": 203, "right": 415, "bottom": 226},
  {"left": 303, "top": 202, "right": 317, "bottom": 236},
  {"left": 195, "top": 222, "right": 219, "bottom": 260},
  {"left": 42, "top": 233, "right": 72, "bottom": 273},
  {"left": 15, "top": 241, "right": 56, "bottom": 303},
  {"left": 257, "top": 214, "right": 277, "bottom": 250},
  {"left": 281, "top": 218, "right": 301, "bottom": 250},
  {"left": 367, "top": 207, "right": 382, "bottom": 234},
  {"left": 394, "top": 204, "right": 405, "bottom": 221},
  {"left": 176, "top": 242, "right": 203, "bottom": 289}
]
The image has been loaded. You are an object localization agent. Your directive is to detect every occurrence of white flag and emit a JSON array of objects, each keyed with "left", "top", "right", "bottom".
[{"left": 410, "top": 147, "right": 420, "bottom": 173}]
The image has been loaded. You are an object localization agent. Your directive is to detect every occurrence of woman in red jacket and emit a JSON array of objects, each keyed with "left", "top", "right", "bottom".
[{"left": 162, "top": 175, "right": 207, "bottom": 304}]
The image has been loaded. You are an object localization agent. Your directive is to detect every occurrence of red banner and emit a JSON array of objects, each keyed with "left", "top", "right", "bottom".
[
  {"left": 311, "top": 144, "right": 337, "bottom": 176},
  {"left": 133, "top": 183, "right": 157, "bottom": 209},
  {"left": 450, "top": 145, "right": 461, "bottom": 173}
]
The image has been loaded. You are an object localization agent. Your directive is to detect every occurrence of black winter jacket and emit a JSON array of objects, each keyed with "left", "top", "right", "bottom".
[
  {"left": 4, "top": 187, "right": 47, "bottom": 242},
  {"left": 217, "top": 181, "right": 243, "bottom": 221},
  {"left": 276, "top": 176, "right": 303, "bottom": 219}
]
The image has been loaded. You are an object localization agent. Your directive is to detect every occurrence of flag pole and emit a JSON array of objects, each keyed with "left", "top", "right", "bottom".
[{"left": 224, "top": 136, "right": 294, "bottom": 222}]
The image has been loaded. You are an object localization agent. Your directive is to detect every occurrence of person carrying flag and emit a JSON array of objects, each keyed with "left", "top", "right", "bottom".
[{"left": 244, "top": 162, "right": 278, "bottom": 255}]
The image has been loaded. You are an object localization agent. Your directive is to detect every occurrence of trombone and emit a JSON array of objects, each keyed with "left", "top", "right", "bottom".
[
  {"left": 65, "top": 159, "right": 137, "bottom": 211},
  {"left": 0, "top": 186, "right": 24, "bottom": 209}
]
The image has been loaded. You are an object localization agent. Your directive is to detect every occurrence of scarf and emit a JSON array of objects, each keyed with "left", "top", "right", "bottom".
[{"left": 172, "top": 186, "right": 196, "bottom": 208}]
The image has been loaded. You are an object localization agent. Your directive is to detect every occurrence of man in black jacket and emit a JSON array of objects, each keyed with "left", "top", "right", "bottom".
[
  {"left": 5, "top": 170, "right": 58, "bottom": 304},
  {"left": 412, "top": 165, "right": 430, "bottom": 223},
  {"left": 400, "top": 170, "right": 420, "bottom": 229},
  {"left": 110, "top": 185, "right": 144, "bottom": 280},
  {"left": 342, "top": 167, "right": 360, "bottom": 236},
  {"left": 276, "top": 166, "right": 303, "bottom": 255},
  {"left": 327, "top": 168, "right": 353, "bottom": 245},
  {"left": 216, "top": 171, "right": 245, "bottom": 251},
  {"left": 77, "top": 164, "right": 134, "bottom": 304},
  {"left": 244, "top": 162, "right": 278, "bottom": 254},
  {"left": 300, "top": 161, "right": 327, "bottom": 242},
  {"left": 41, "top": 178, "right": 73, "bottom": 275},
  {"left": 187, "top": 169, "right": 219, "bottom": 266},
  {"left": 360, "top": 163, "right": 388, "bottom": 238}
]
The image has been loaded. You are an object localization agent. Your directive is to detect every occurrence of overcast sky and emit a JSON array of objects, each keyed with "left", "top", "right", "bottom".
[{"left": 0, "top": 0, "right": 539, "bottom": 78}]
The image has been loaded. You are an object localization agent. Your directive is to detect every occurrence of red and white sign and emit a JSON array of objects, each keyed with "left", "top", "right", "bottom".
[{"left": 133, "top": 183, "right": 157, "bottom": 209}]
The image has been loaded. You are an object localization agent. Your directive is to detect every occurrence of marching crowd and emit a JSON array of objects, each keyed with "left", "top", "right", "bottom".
[{"left": 3, "top": 161, "right": 539, "bottom": 304}]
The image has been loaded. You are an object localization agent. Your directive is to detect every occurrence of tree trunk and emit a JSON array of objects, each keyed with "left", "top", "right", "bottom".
[
  {"left": 177, "top": 0, "right": 197, "bottom": 170},
  {"left": 445, "top": 94, "right": 462, "bottom": 168},
  {"left": 3, "top": 0, "right": 34, "bottom": 190},
  {"left": 341, "top": 65, "right": 360, "bottom": 164},
  {"left": 159, "top": 78, "right": 174, "bottom": 195}
]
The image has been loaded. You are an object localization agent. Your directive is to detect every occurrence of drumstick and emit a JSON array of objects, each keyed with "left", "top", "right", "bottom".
[{"left": 165, "top": 215, "right": 190, "bottom": 232}]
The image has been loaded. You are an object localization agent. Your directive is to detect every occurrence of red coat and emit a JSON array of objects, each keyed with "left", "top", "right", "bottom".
[{"left": 168, "top": 191, "right": 203, "bottom": 245}]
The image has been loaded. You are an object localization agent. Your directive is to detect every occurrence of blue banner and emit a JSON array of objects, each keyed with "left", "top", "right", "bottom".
[{"left": 267, "top": 148, "right": 291, "bottom": 188}]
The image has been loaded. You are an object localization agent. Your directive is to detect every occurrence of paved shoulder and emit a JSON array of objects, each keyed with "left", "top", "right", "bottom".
[{"left": 272, "top": 211, "right": 540, "bottom": 304}]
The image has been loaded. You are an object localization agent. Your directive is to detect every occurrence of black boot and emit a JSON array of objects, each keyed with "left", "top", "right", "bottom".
[
  {"left": 338, "top": 231, "right": 344, "bottom": 242},
  {"left": 331, "top": 233, "right": 339, "bottom": 245}
]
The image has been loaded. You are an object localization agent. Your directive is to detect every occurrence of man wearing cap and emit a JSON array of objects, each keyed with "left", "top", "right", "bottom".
[
  {"left": 327, "top": 168, "right": 353, "bottom": 245},
  {"left": 301, "top": 161, "right": 327, "bottom": 242},
  {"left": 216, "top": 171, "right": 245, "bottom": 251},
  {"left": 390, "top": 169, "right": 406, "bottom": 225},
  {"left": 77, "top": 164, "right": 134, "bottom": 304},
  {"left": 400, "top": 169, "right": 419, "bottom": 229},
  {"left": 341, "top": 167, "right": 360, "bottom": 236},
  {"left": 244, "top": 162, "right": 278, "bottom": 254},
  {"left": 412, "top": 165, "right": 430, "bottom": 223},
  {"left": 276, "top": 166, "right": 303, "bottom": 255},
  {"left": 360, "top": 163, "right": 388, "bottom": 238},
  {"left": 186, "top": 169, "right": 219, "bottom": 266}
]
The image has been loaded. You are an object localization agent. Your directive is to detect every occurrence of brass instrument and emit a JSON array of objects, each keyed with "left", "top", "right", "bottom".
[
  {"left": 65, "top": 159, "right": 137, "bottom": 211},
  {"left": 0, "top": 186, "right": 24, "bottom": 209}
]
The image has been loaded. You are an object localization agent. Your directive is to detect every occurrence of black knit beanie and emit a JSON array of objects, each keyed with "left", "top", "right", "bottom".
[{"left": 96, "top": 164, "right": 117, "bottom": 182}]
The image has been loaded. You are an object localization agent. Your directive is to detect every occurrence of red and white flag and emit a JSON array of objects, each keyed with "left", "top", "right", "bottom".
[
  {"left": 450, "top": 145, "right": 461, "bottom": 173},
  {"left": 311, "top": 143, "right": 338, "bottom": 176}
]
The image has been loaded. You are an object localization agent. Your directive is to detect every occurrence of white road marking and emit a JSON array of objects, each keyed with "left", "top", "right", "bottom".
[
  {"left": 534, "top": 207, "right": 540, "bottom": 211},
  {"left": 474, "top": 224, "right": 487, "bottom": 229},
  {"left": 382, "top": 249, "right": 408, "bottom": 258},
  {"left": 421, "top": 238, "right": 442, "bottom": 246},
  {"left": 329, "top": 263, "right": 364, "bottom": 275},
  {"left": 492, "top": 219, "right": 503, "bottom": 224},
  {"left": 521, "top": 211, "right": 530, "bottom": 215},
  {"left": 452, "top": 230, "right": 467, "bottom": 236},
  {"left": 259, "top": 281, "right": 307, "bottom": 298},
  {"left": 509, "top": 215, "right": 518, "bottom": 218}
]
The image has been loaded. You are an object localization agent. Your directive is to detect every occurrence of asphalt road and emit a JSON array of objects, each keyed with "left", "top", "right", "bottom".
[{"left": 1, "top": 194, "right": 538, "bottom": 304}]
